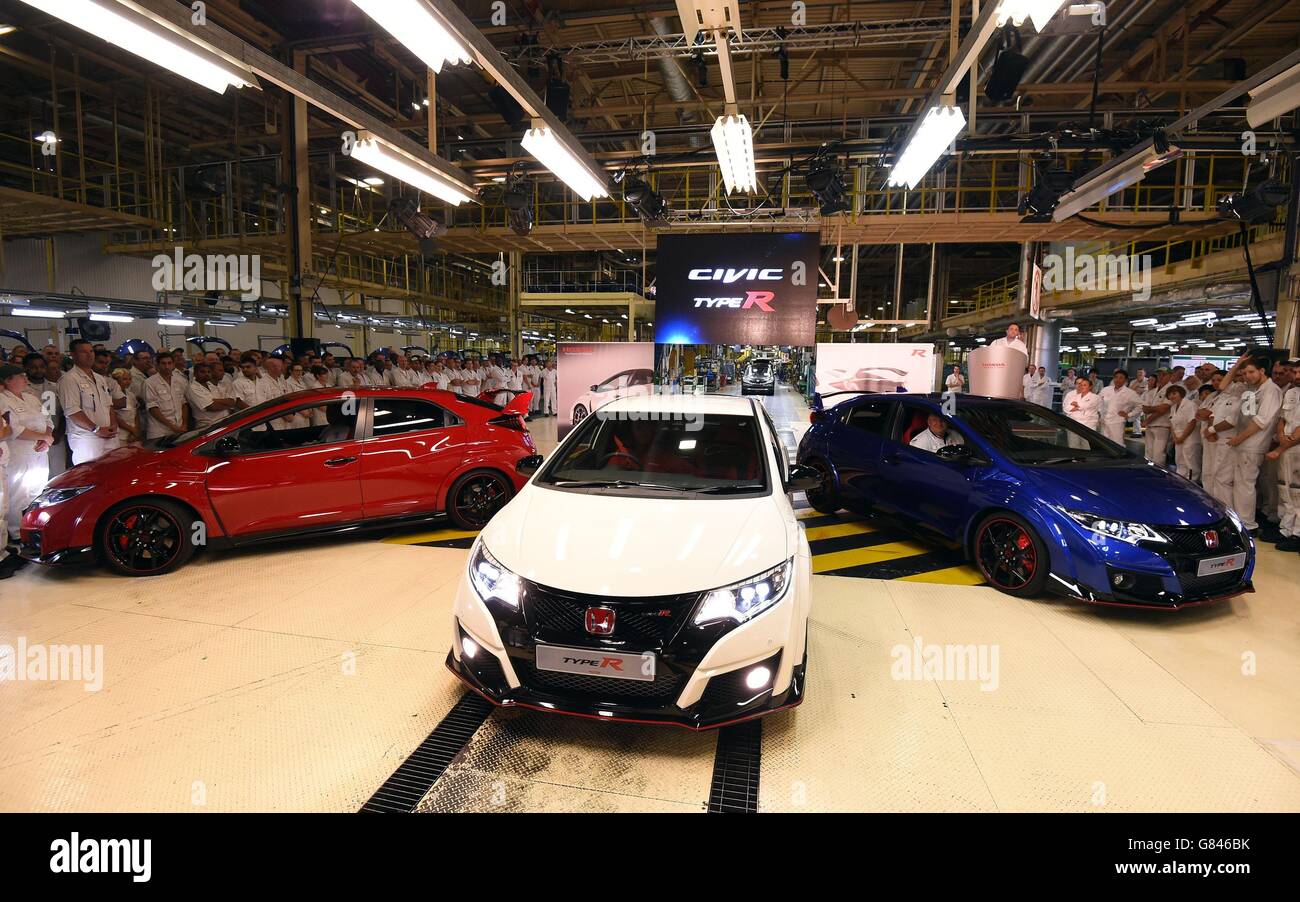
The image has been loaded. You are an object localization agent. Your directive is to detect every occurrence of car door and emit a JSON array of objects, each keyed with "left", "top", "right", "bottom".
[
  {"left": 877, "top": 403, "right": 983, "bottom": 539},
  {"left": 831, "top": 399, "right": 895, "bottom": 505},
  {"left": 358, "top": 396, "right": 466, "bottom": 519},
  {"left": 204, "top": 399, "right": 364, "bottom": 536}
]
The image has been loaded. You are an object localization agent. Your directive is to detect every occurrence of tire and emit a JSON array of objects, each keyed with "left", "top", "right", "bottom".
[
  {"left": 972, "top": 511, "right": 1049, "bottom": 597},
  {"left": 572, "top": 404, "right": 588, "bottom": 425},
  {"left": 97, "top": 498, "right": 199, "bottom": 577},
  {"left": 803, "top": 458, "right": 842, "bottom": 515},
  {"left": 447, "top": 469, "right": 514, "bottom": 530}
]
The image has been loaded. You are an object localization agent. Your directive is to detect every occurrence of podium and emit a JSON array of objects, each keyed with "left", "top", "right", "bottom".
[{"left": 968, "top": 345, "right": 1028, "bottom": 399}]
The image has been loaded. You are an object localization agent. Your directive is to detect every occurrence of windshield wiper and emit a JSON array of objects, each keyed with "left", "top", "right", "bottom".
[
  {"left": 552, "top": 479, "right": 684, "bottom": 491},
  {"left": 688, "top": 484, "right": 767, "bottom": 494}
]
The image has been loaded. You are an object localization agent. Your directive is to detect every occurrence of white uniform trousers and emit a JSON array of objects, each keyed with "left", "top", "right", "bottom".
[
  {"left": 1277, "top": 446, "right": 1300, "bottom": 538},
  {"left": 1258, "top": 454, "right": 1280, "bottom": 523},
  {"left": 5, "top": 448, "right": 48, "bottom": 540},
  {"left": 1144, "top": 426, "right": 1170, "bottom": 467},
  {"left": 68, "top": 431, "right": 116, "bottom": 466},
  {"left": 1229, "top": 445, "right": 1266, "bottom": 531}
]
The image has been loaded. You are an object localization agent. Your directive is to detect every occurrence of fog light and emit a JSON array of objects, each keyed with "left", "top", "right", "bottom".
[
  {"left": 744, "top": 666, "right": 773, "bottom": 690},
  {"left": 461, "top": 635, "right": 479, "bottom": 659},
  {"left": 1111, "top": 572, "right": 1135, "bottom": 590}
]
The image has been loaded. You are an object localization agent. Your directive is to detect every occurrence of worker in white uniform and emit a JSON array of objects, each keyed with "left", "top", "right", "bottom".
[
  {"left": 1201, "top": 372, "right": 1241, "bottom": 505},
  {"left": 1130, "top": 369, "right": 1150, "bottom": 395},
  {"left": 58, "top": 340, "right": 119, "bottom": 465},
  {"left": 1062, "top": 375, "right": 1101, "bottom": 447},
  {"left": 187, "top": 362, "right": 238, "bottom": 429},
  {"left": 541, "top": 360, "right": 558, "bottom": 416},
  {"left": 2, "top": 365, "right": 54, "bottom": 547},
  {"left": 460, "top": 360, "right": 483, "bottom": 399},
  {"left": 1023, "top": 366, "right": 1049, "bottom": 407},
  {"left": 1140, "top": 370, "right": 1174, "bottom": 466},
  {"left": 523, "top": 356, "right": 542, "bottom": 414},
  {"left": 1267, "top": 361, "right": 1300, "bottom": 551},
  {"left": 1167, "top": 383, "right": 1202, "bottom": 481},
  {"left": 1222, "top": 352, "right": 1283, "bottom": 534},
  {"left": 990, "top": 322, "right": 1028, "bottom": 355},
  {"left": 1098, "top": 368, "right": 1141, "bottom": 444},
  {"left": 110, "top": 368, "right": 140, "bottom": 446},
  {"left": 482, "top": 356, "right": 509, "bottom": 405},
  {"left": 1258, "top": 360, "right": 1292, "bottom": 536},
  {"left": 143, "top": 354, "right": 189, "bottom": 440},
  {"left": 909, "top": 413, "right": 964, "bottom": 453},
  {"left": 945, "top": 366, "right": 964, "bottom": 394}
]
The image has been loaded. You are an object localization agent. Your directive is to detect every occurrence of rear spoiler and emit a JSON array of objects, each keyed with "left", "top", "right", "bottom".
[{"left": 502, "top": 391, "right": 533, "bottom": 416}]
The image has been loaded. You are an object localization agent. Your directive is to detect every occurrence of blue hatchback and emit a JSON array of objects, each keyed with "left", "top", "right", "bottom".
[{"left": 796, "top": 392, "right": 1255, "bottom": 609}]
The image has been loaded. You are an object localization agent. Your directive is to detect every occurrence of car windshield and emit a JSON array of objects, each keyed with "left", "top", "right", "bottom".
[
  {"left": 749, "top": 361, "right": 771, "bottom": 374},
  {"left": 956, "top": 403, "right": 1129, "bottom": 465},
  {"left": 540, "top": 410, "right": 769, "bottom": 496}
]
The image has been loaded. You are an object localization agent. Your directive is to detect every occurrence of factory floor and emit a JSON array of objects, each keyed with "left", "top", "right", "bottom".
[{"left": 2, "top": 384, "right": 1298, "bottom": 812}]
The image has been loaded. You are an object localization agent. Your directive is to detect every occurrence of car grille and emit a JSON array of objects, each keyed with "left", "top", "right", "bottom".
[
  {"left": 1174, "top": 570, "right": 1246, "bottom": 598},
  {"left": 20, "top": 532, "right": 42, "bottom": 558},
  {"left": 524, "top": 581, "right": 699, "bottom": 648},
  {"left": 1159, "top": 520, "right": 1246, "bottom": 555},
  {"left": 516, "top": 660, "right": 684, "bottom": 705}
]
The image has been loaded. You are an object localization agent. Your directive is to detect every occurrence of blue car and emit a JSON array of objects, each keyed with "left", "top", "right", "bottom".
[{"left": 796, "top": 392, "right": 1255, "bottom": 609}]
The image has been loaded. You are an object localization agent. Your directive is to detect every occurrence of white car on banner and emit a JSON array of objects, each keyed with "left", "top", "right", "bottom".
[
  {"left": 814, "top": 343, "right": 936, "bottom": 399},
  {"left": 447, "top": 393, "right": 817, "bottom": 729},
  {"left": 570, "top": 367, "right": 655, "bottom": 424}
]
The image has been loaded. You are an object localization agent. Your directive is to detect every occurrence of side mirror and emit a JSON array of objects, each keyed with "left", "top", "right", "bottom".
[
  {"left": 784, "top": 463, "right": 822, "bottom": 494},
  {"left": 590, "top": 384, "right": 600, "bottom": 392},
  {"left": 515, "top": 454, "right": 544, "bottom": 477},
  {"left": 214, "top": 435, "right": 241, "bottom": 456},
  {"left": 936, "top": 443, "right": 974, "bottom": 464}
]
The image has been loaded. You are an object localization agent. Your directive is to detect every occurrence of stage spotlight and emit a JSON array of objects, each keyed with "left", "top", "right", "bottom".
[
  {"left": 985, "top": 25, "right": 1029, "bottom": 103},
  {"left": 1019, "top": 159, "right": 1076, "bottom": 221},
  {"left": 622, "top": 176, "right": 670, "bottom": 225},
  {"left": 388, "top": 196, "right": 446, "bottom": 255},
  {"left": 503, "top": 169, "right": 534, "bottom": 237},
  {"left": 1217, "top": 179, "right": 1290, "bottom": 225},
  {"left": 806, "top": 158, "right": 851, "bottom": 215}
]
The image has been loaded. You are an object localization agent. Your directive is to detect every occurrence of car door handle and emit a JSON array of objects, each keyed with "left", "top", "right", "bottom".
[{"left": 324, "top": 456, "right": 358, "bottom": 467}]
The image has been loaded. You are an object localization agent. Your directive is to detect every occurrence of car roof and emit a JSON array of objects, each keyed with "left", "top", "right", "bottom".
[{"left": 603, "top": 393, "right": 757, "bottom": 415}]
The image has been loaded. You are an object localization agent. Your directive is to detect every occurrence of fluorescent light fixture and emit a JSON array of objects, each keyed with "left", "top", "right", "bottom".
[
  {"left": 350, "top": 132, "right": 474, "bottom": 205},
  {"left": 1130, "top": 318, "right": 1158, "bottom": 327},
  {"left": 12, "top": 307, "right": 65, "bottom": 318},
  {"left": 1059, "top": 326, "right": 1079, "bottom": 333},
  {"left": 17, "top": 0, "right": 255, "bottom": 94},
  {"left": 995, "top": 0, "right": 1068, "bottom": 31},
  {"left": 1247, "top": 63, "right": 1300, "bottom": 128},
  {"left": 710, "top": 114, "right": 757, "bottom": 194},
  {"left": 1053, "top": 141, "right": 1183, "bottom": 221},
  {"left": 157, "top": 317, "right": 195, "bottom": 327},
  {"left": 888, "top": 105, "right": 965, "bottom": 189},
  {"left": 1091, "top": 331, "right": 1107, "bottom": 337},
  {"left": 89, "top": 312, "right": 135, "bottom": 323},
  {"left": 351, "top": 0, "right": 471, "bottom": 74},
  {"left": 521, "top": 123, "right": 608, "bottom": 201},
  {"left": 0, "top": 25, "right": 17, "bottom": 36}
]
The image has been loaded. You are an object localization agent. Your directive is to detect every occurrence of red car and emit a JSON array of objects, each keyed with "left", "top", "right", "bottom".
[{"left": 20, "top": 387, "right": 537, "bottom": 577}]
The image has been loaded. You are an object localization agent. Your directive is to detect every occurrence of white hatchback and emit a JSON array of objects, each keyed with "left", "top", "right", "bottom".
[{"left": 448, "top": 393, "right": 816, "bottom": 729}]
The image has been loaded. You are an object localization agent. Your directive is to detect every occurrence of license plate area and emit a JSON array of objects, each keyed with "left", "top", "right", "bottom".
[
  {"left": 1196, "top": 552, "right": 1246, "bottom": 577},
  {"left": 534, "top": 644, "right": 656, "bottom": 682}
]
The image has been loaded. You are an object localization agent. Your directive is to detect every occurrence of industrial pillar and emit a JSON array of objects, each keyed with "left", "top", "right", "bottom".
[
  {"left": 508, "top": 251, "right": 523, "bottom": 358},
  {"left": 1031, "top": 319, "right": 1061, "bottom": 376},
  {"left": 284, "top": 50, "right": 314, "bottom": 342}
]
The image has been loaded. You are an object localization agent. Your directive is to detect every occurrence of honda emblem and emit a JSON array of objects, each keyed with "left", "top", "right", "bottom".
[
  {"left": 1203, "top": 530, "right": 1219, "bottom": 550},
  {"left": 585, "top": 606, "right": 616, "bottom": 636}
]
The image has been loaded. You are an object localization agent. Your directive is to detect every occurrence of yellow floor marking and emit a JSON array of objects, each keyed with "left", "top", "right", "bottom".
[
  {"left": 802, "top": 521, "right": 877, "bottom": 542},
  {"left": 811, "top": 541, "right": 931, "bottom": 573},
  {"left": 795, "top": 508, "right": 829, "bottom": 520},
  {"left": 381, "top": 528, "right": 481, "bottom": 545},
  {"left": 897, "top": 565, "right": 986, "bottom": 585}
]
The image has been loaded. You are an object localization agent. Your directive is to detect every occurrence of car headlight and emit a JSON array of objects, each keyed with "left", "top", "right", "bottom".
[
  {"left": 468, "top": 542, "right": 521, "bottom": 609},
  {"left": 31, "top": 485, "right": 95, "bottom": 508},
  {"left": 693, "top": 558, "right": 794, "bottom": 625},
  {"left": 1059, "top": 508, "right": 1167, "bottom": 545}
]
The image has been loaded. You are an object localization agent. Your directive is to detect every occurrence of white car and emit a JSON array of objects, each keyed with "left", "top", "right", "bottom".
[
  {"left": 569, "top": 367, "right": 654, "bottom": 425},
  {"left": 448, "top": 393, "right": 816, "bottom": 729}
]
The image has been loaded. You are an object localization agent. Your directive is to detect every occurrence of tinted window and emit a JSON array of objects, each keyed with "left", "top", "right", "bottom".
[
  {"left": 540, "top": 411, "right": 768, "bottom": 496},
  {"left": 957, "top": 404, "right": 1127, "bottom": 464},
  {"left": 227, "top": 401, "right": 357, "bottom": 454},
  {"left": 843, "top": 401, "right": 892, "bottom": 436},
  {"left": 371, "top": 399, "right": 457, "bottom": 437}
]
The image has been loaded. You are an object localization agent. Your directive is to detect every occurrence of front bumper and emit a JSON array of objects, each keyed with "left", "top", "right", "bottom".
[
  {"left": 741, "top": 381, "right": 776, "bottom": 395},
  {"left": 17, "top": 528, "right": 96, "bottom": 566},
  {"left": 450, "top": 569, "right": 809, "bottom": 730},
  {"left": 1045, "top": 516, "right": 1255, "bottom": 610}
]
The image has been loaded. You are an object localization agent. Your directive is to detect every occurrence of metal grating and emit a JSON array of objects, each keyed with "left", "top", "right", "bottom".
[
  {"left": 707, "top": 720, "right": 763, "bottom": 813},
  {"left": 360, "top": 692, "right": 495, "bottom": 813}
]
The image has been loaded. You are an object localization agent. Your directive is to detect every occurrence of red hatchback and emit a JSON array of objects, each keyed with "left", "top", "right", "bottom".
[{"left": 20, "top": 386, "right": 537, "bottom": 576}]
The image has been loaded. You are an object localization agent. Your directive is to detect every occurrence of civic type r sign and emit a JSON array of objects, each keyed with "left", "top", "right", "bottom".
[{"left": 656, "top": 232, "right": 820, "bottom": 345}]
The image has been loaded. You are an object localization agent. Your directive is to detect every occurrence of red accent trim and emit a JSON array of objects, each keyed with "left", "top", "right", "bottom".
[
  {"left": 1075, "top": 585, "right": 1253, "bottom": 612},
  {"left": 446, "top": 659, "right": 803, "bottom": 732}
]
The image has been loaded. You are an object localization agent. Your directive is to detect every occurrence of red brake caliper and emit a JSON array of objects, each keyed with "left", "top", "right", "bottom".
[{"left": 117, "top": 513, "right": 137, "bottom": 550}]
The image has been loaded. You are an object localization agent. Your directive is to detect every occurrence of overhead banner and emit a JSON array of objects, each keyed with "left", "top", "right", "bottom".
[
  {"left": 655, "top": 232, "right": 820, "bottom": 346},
  {"left": 814, "top": 343, "right": 936, "bottom": 399},
  {"left": 556, "top": 342, "right": 656, "bottom": 440}
]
